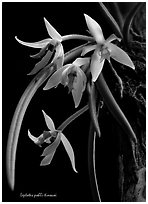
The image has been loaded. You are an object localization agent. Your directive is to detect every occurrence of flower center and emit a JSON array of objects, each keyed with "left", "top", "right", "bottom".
[{"left": 100, "top": 45, "right": 110, "bottom": 62}]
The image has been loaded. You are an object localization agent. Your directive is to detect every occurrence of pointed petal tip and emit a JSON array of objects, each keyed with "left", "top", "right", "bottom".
[
  {"left": 28, "top": 130, "right": 38, "bottom": 143},
  {"left": 131, "top": 63, "right": 135, "bottom": 70},
  {"left": 42, "top": 110, "right": 45, "bottom": 114},
  {"left": 43, "top": 86, "right": 48, "bottom": 91},
  {"left": 42, "top": 110, "right": 55, "bottom": 131},
  {"left": 84, "top": 13, "right": 104, "bottom": 43},
  {"left": 74, "top": 168, "right": 78, "bottom": 173},
  {"left": 44, "top": 17, "right": 62, "bottom": 42}
]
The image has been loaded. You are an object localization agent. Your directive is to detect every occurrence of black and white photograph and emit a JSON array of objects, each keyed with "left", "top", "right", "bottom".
[{"left": 2, "top": 2, "right": 146, "bottom": 202}]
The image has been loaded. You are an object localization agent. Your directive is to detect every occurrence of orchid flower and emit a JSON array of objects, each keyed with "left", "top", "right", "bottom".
[
  {"left": 82, "top": 14, "right": 135, "bottom": 82},
  {"left": 43, "top": 57, "right": 90, "bottom": 108},
  {"left": 15, "top": 18, "right": 64, "bottom": 75},
  {"left": 28, "top": 110, "right": 77, "bottom": 173}
]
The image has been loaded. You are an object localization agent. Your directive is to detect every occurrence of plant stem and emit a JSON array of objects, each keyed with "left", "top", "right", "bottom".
[
  {"left": 87, "top": 81, "right": 101, "bottom": 138},
  {"left": 88, "top": 120, "right": 101, "bottom": 201},
  {"left": 62, "top": 34, "right": 94, "bottom": 42},
  {"left": 57, "top": 104, "right": 89, "bottom": 131}
]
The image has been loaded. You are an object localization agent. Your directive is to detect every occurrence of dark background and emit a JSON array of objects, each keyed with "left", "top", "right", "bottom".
[{"left": 3, "top": 2, "right": 140, "bottom": 202}]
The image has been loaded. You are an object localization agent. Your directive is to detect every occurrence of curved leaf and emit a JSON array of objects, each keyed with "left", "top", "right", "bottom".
[{"left": 61, "top": 133, "right": 78, "bottom": 173}]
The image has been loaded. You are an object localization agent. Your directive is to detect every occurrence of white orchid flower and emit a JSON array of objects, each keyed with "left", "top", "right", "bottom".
[
  {"left": 83, "top": 14, "right": 135, "bottom": 82},
  {"left": 28, "top": 110, "right": 77, "bottom": 173},
  {"left": 15, "top": 18, "right": 64, "bottom": 75},
  {"left": 43, "top": 57, "right": 90, "bottom": 108}
]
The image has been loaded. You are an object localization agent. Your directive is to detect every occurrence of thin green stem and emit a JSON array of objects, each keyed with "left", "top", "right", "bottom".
[{"left": 57, "top": 104, "right": 89, "bottom": 131}]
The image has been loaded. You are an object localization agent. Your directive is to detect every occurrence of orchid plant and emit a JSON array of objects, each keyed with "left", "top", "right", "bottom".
[{"left": 6, "top": 3, "right": 143, "bottom": 201}]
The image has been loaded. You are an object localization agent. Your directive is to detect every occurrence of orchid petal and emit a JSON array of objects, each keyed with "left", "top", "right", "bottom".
[
  {"left": 52, "top": 44, "right": 64, "bottom": 69},
  {"left": 44, "top": 17, "right": 62, "bottom": 42},
  {"left": 28, "top": 130, "right": 43, "bottom": 144},
  {"left": 40, "top": 152, "right": 56, "bottom": 166},
  {"left": 72, "top": 68, "right": 86, "bottom": 108},
  {"left": 60, "top": 133, "right": 78, "bottom": 173},
  {"left": 15, "top": 36, "right": 51, "bottom": 48},
  {"left": 43, "top": 65, "right": 70, "bottom": 90},
  {"left": 90, "top": 51, "right": 105, "bottom": 82},
  {"left": 105, "top": 34, "right": 121, "bottom": 44},
  {"left": 30, "top": 45, "right": 48, "bottom": 59},
  {"left": 42, "top": 110, "right": 55, "bottom": 131},
  {"left": 41, "top": 133, "right": 61, "bottom": 156},
  {"left": 81, "top": 45, "right": 97, "bottom": 56},
  {"left": 108, "top": 43, "right": 135, "bottom": 69},
  {"left": 73, "top": 57, "right": 90, "bottom": 67},
  {"left": 84, "top": 14, "right": 105, "bottom": 44},
  {"left": 28, "top": 49, "right": 53, "bottom": 75}
]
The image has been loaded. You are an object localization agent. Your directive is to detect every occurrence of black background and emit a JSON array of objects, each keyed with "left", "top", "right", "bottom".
[{"left": 2, "top": 2, "right": 131, "bottom": 202}]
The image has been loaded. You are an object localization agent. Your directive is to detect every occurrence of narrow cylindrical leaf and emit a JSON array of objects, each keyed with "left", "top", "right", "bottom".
[
  {"left": 61, "top": 133, "right": 78, "bottom": 173},
  {"left": 96, "top": 73, "right": 137, "bottom": 143}
]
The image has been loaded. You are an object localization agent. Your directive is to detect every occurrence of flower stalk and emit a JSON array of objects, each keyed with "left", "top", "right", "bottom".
[
  {"left": 88, "top": 105, "right": 101, "bottom": 201},
  {"left": 58, "top": 104, "right": 89, "bottom": 131}
]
